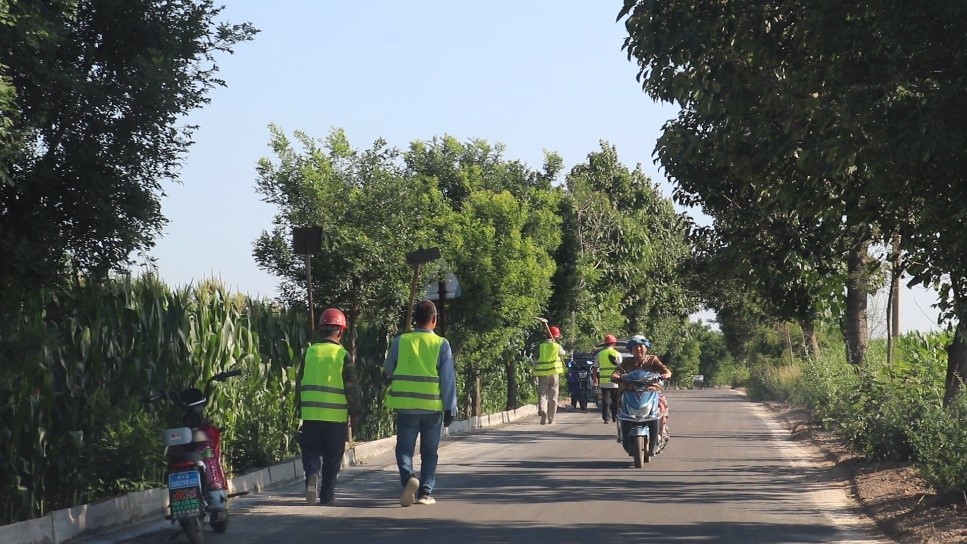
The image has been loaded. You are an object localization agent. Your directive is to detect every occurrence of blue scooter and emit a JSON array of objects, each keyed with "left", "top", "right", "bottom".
[
  {"left": 615, "top": 369, "right": 668, "bottom": 468},
  {"left": 566, "top": 357, "right": 597, "bottom": 412}
]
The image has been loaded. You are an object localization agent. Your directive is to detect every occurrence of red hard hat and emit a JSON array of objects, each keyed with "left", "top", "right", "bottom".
[
  {"left": 318, "top": 308, "right": 347, "bottom": 329},
  {"left": 549, "top": 326, "right": 561, "bottom": 338},
  {"left": 603, "top": 334, "right": 617, "bottom": 344}
]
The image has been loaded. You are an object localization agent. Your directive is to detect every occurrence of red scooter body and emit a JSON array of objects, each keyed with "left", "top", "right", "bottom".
[{"left": 199, "top": 422, "right": 228, "bottom": 491}]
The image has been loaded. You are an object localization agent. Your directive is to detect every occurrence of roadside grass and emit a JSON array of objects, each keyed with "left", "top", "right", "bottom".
[{"left": 747, "top": 331, "right": 967, "bottom": 495}]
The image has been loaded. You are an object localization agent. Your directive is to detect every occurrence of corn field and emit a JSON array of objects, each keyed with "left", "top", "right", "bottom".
[
  {"left": 0, "top": 277, "right": 305, "bottom": 523},
  {"left": 0, "top": 275, "right": 533, "bottom": 525},
  {"left": 0, "top": 277, "right": 313, "bottom": 525}
]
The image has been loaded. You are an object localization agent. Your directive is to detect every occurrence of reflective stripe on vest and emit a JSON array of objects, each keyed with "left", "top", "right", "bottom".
[
  {"left": 534, "top": 341, "right": 564, "bottom": 376},
  {"left": 597, "top": 347, "right": 620, "bottom": 377},
  {"left": 300, "top": 342, "right": 348, "bottom": 422},
  {"left": 386, "top": 331, "right": 444, "bottom": 411}
]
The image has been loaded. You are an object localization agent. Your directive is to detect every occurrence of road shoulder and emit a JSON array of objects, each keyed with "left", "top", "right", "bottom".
[{"left": 760, "top": 399, "right": 967, "bottom": 544}]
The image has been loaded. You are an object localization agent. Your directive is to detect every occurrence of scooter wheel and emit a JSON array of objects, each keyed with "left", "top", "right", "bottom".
[
  {"left": 210, "top": 512, "right": 229, "bottom": 533},
  {"left": 179, "top": 517, "right": 205, "bottom": 544}
]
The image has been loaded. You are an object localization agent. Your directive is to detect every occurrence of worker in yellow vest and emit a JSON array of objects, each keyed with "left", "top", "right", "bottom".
[
  {"left": 533, "top": 325, "right": 566, "bottom": 425},
  {"left": 297, "top": 308, "right": 361, "bottom": 505},
  {"left": 595, "top": 334, "right": 622, "bottom": 424},
  {"left": 384, "top": 299, "right": 457, "bottom": 507}
]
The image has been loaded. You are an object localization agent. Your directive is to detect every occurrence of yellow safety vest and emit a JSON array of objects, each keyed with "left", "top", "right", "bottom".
[
  {"left": 386, "top": 331, "right": 444, "bottom": 411},
  {"left": 597, "top": 346, "right": 621, "bottom": 379},
  {"left": 533, "top": 341, "right": 564, "bottom": 376},
  {"left": 300, "top": 342, "right": 348, "bottom": 422}
]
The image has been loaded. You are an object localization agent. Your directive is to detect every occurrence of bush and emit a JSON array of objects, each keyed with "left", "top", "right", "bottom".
[
  {"left": 747, "top": 333, "right": 951, "bottom": 463},
  {"left": 81, "top": 398, "right": 165, "bottom": 501},
  {"left": 911, "top": 394, "right": 967, "bottom": 494},
  {"left": 745, "top": 355, "right": 801, "bottom": 402}
]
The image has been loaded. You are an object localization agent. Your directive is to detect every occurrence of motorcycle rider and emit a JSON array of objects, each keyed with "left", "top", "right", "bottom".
[
  {"left": 565, "top": 354, "right": 580, "bottom": 411},
  {"left": 532, "top": 325, "right": 566, "bottom": 425},
  {"left": 566, "top": 354, "right": 595, "bottom": 412},
  {"left": 611, "top": 335, "right": 671, "bottom": 439},
  {"left": 297, "top": 308, "right": 361, "bottom": 505},
  {"left": 595, "top": 334, "right": 622, "bottom": 424}
]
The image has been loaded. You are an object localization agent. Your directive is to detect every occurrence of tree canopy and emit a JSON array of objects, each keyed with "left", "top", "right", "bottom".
[
  {"left": 618, "top": 0, "right": 967, "bottom": 395},
  {"left": 0, "top": 0, "right": 257, "bottom": 309}
]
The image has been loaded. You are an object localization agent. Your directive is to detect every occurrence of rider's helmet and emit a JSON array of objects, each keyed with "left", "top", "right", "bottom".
[
  {"left": 602, "top": 334, "right": 618, "bottom": 345},
  {"left": 626, "top": 334, "right": 652, "bottom": 350},
  {"left": 181, "top": 388, "right": 207, "bottom": 414},
  {"left": 548, "top": 325, "right": 561, "bottom": 338},
  {"left": 318, "top": 308, "right": 348, "bottom": 330}
]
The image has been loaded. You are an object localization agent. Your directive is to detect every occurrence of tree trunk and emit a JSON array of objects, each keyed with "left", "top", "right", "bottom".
[
  {"left": 346, "top": 303, "right": 360, "bottom": 366},
  {"left": 462, "top": 363, "right": 473, "bottom": 418},
  {"left": 844, "top": 243, "right": 871, "bottom": 365},
  {"left": 890, "top": 233, "right": 901, "bottom": 339},
  {"left": 887, "top": 233, "right": 901, "bottom": 366},
  {"left": 943, "top": 319, "right": 967, "bottom": 407},
  {"left": 474, "top": 373, "right": 482, "bottom": 417},
  {"left": 505, "top": 360, "right": 518, "bottom": 410},
  {"left": 801, "top": 321, "right": 820, "bottom": 357},
  {"left": 783, "top": 322, "right": 794, "bottom": 363}
]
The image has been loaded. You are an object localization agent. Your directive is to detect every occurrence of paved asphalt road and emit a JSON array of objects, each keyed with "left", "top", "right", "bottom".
[{"left": 109, "top": 389, "right": 889, "bottom": 544}]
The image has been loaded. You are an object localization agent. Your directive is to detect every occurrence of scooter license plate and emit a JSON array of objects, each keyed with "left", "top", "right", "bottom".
[{"left": 168, "top": 471, "right": 203, "bottom": 519}]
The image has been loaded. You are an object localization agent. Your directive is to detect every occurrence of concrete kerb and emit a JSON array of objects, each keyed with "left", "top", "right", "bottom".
[{"left": 0, "top": 404, "right": 538, "bottom": 544}]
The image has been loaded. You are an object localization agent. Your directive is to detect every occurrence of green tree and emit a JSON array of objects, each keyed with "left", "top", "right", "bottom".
[
  {"left": 0, "top": 0, "right": 257, "bottom": 309},
  {"left": 404, "top": 136, "right": 563, "bottom": 412},
  {"left": 553, "top": 142, "right": 695, "bottom": 349},
  {"left": 253, "top": 126, "right": 445, "bottom": 365},
  {"left": 617, "top": 1, "right": 966, "bottom": 368}
]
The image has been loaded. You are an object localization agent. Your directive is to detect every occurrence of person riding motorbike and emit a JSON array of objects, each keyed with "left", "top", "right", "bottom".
[
  {"left": 611, "top": 335, "right": 671, "bottom": 437},
  {"left": 566, "top": 354, "right": 595, "bottom": 412}
]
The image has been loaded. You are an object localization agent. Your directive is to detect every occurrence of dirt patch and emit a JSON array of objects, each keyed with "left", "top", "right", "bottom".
[{"left": 762, "top": 401, "right": 967, "bottom": 543}]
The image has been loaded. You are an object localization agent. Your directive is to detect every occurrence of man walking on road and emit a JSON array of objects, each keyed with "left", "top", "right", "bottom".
[
  {"left": 384, "top": 299, "right": 457, "bottom": 507},
  {"left": 297, "top": 308, "right": 361, "bottom": 505},
  {"left": 532, "top": 325, "right": 565, "bottom": 425},
  {"left": 595, "top": 334, "right": 622, "bottom": 424}
]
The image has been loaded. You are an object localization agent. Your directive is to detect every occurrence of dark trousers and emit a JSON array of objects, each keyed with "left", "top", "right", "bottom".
[
  {"left": 299, "top": 420, "right": 347, "bottom": 500},
  {"left": 600, "top": 388, "right": 620, "bottom": 422}
]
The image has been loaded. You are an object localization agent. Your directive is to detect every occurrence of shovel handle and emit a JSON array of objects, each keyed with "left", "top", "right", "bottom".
[{"left": 403, "top": 264, "right": 422, "bottom": 332}]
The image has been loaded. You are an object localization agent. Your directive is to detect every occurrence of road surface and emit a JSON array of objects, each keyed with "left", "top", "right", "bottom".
[{"left": 109, "top": 389, "right": 888, "bottom": 544}]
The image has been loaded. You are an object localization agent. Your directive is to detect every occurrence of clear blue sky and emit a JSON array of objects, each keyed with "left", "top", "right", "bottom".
[{"left": 143, "top": 1, "right": 941, "bottom": 333}]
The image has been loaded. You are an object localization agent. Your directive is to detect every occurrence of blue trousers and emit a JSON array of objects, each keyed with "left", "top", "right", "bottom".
[{"left": 395, "top": 411, "right": 443, "bottom": 497}]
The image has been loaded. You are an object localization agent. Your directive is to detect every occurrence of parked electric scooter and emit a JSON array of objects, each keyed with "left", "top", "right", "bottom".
[
  {"left": 615, "top": 369, "right": 668, "bottom": 468},
  {"left": 149, "top": 369, "right": 241, "bottom": 544}
]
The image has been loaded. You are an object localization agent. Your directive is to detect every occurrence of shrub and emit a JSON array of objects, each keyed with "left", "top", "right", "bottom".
[{"left": 911, "top": 394, "right": 967, "bottom": 494}]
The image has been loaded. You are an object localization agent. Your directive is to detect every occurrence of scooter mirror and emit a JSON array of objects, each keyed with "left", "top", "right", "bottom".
[{"left": 213, "top": 370, "right": 242, "bottom": 381}]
